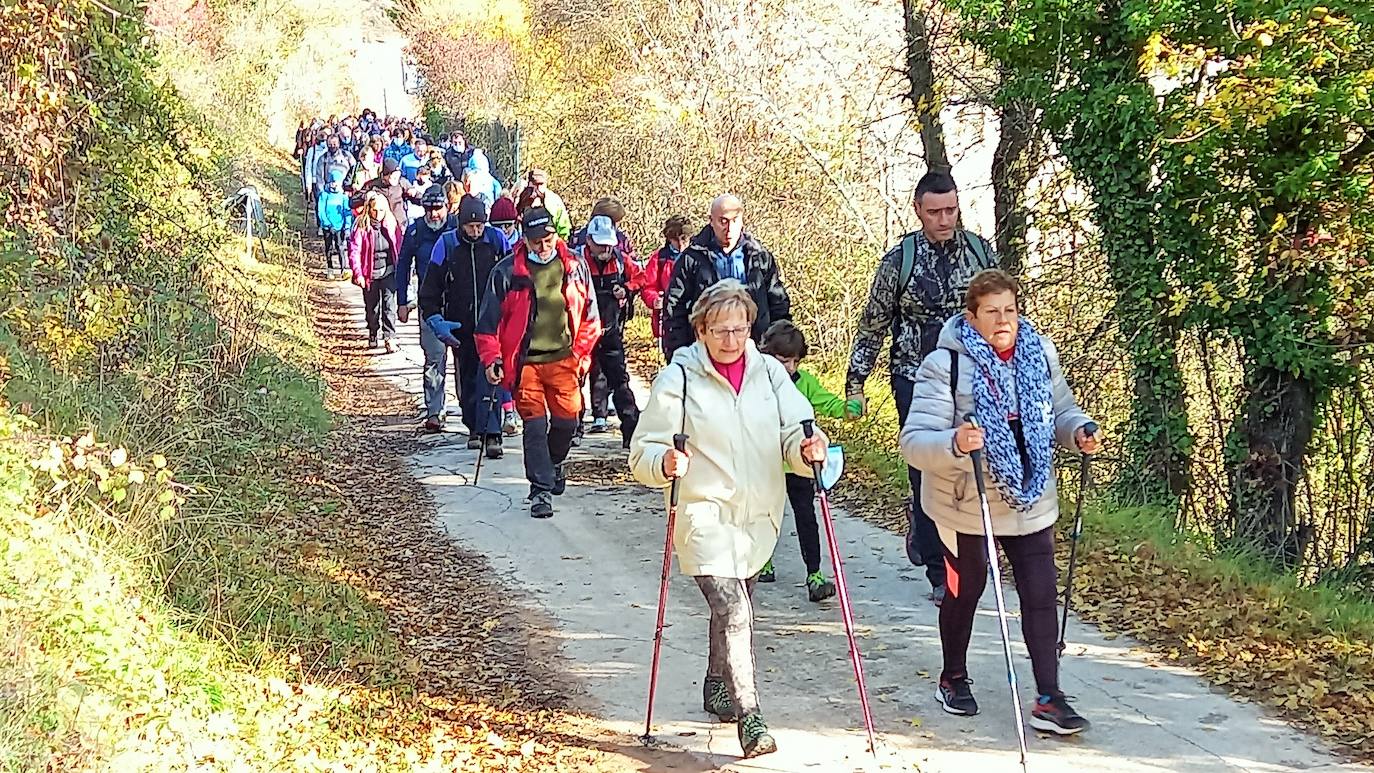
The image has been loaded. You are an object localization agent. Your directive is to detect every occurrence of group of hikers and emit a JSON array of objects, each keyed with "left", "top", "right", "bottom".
[{"left": 296, "top": 111, "right": 1104, "bottom": 761}]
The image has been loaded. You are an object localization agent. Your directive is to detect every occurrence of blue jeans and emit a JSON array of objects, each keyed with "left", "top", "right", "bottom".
[
  {"left": 419, "top": 318, "right": 448, "bottom": 419},
  {"left": 892, "top": 374, "right": 948, "bottom": 588}
]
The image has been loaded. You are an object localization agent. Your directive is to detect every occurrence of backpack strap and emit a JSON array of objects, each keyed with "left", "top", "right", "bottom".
[
  {"left": 963, "top": 230, "right": 993, "bottom": 269},
  {"left": 942, "top": 346, "right": 960, "bottom": 426},
  {"left": 897, "top": 234, "right": 917, "bottom": 294}
]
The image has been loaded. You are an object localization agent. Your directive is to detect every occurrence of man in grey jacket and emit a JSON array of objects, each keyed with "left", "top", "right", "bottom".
[{"left": 845, "top": 171, "right": 997, "bottom": 604}]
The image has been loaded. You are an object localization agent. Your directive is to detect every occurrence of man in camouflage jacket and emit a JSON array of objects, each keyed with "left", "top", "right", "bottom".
[{"left": 845, "top": 172, "right": 997, "bottom": 602}]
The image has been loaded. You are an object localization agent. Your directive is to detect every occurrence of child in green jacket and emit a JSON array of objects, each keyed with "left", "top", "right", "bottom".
[{"left": 759, "top": 320, "right": 862, "bottom": 601}]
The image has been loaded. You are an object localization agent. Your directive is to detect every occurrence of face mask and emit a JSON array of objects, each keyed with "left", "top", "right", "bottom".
[{"left": 527, "top": 244, "right": 557, "bottom": 264}]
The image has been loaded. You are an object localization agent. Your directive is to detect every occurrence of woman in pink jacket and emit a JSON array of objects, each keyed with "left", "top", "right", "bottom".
[{"left": 348, "top": 192, "right": 404, "bottom": 352}]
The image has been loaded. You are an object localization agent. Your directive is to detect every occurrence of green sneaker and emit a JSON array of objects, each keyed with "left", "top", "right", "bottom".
[
  {"left": 758, "top": 559, "right": 775, "bottom": 583},
  {"left": 702, "top": 676, "right": 737, "bottom": 722},
  {"left": 806, "top": 571, "right": 836, "bottom": 602},
  {"left": 737, "top": 712, "right": 777, "bottom": 758}
]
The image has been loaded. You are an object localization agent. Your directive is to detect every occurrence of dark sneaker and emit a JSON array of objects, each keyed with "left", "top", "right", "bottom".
[
  {"left": 530, "top": 491, "right": 554, "bottom": 519},
  {"left": 737, "top": 713, "right": 777, "bottom": 758},
  {"left": 367, "top": 335, "right": 378, "bottom": 349},
  {"left": 1030, "top": 693, "right": 1090, "bottom": 735},
  {"left": 484, "top": 435, "right": 503, "bottom": 459},
  {"left": 422, "top": 415, "right": 444, "bottom": 433},
  {"left": 806, "top": 571, "right": 836, "bottom": 602},
  {"left": 702, "top": 677, "right": 737, "bottom": 722},
  {"left": 466, "top": 436, "right": 483, "bottom": 451},
  {"left": 935, "top": 675, "right": 979, "bottom": 716},
  {"left": 758, "top": 560, "right": 775, "bottom": 583},
  {"left": 551, "top": 465, "right": 566, "bottom": 496},
  {"left": 931, "top": 584, "right": 947, "bottom": 607},
  {"left": 588, "top": 417, "right": 609, "bottom": 434}
]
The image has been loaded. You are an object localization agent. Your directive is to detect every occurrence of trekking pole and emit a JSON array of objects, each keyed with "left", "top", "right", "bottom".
[
  {"left": 641, "top": 431, "right": 689, "bottom": 745},
  {"left": 472, "top": 363, "right": 502, "bottom": 486},
  {"left": 802, "top": 420, "right": 878, "bottom": 758},
  {"left": 965, "top": 415, "right": 1030, "bottom": 772},
  {"left": 1058, "top": 421, "right": 1099, "bottom": 659}
]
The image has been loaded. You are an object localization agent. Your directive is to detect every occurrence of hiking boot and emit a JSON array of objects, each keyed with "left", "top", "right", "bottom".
[
  {"left": 589, "top": 417, "right": 609, "bottom": 434},
  {"left": 484, "top": 435, "right": 503, "bottom": 459},
  {"left": 502, "top": 409, "right": 521, "bottom": 436},
  {"left": 422, "top": 415, "right": 444, "bottom": 433},
  {"left": 367, "top": 335, "right": 378, "bottom": 349},
  {"left": 384, "top": 338, "right": 397, "bottom": 354},
  {"left": 806, "top": 571, "right": 836, "bottom": 602},
  {"left": 757, "top": 560, "right": 775, "bottom": 583},
  {"left": 529, "top": 491, "right": 554, "bottom": 519},
  {"left": 1030, "top": 693, "right": 1090, "bottom": 735},
  {"left": 466, "top": 436, "right": 483, "bottom": 451},
  {"left": 737, "top": 713, "right": 777, "bottom": 758},
  {"left": 702, "top": 677, "right": 737, "bottom": 722},
  {"left": 931, "top": 584, "right": 947, "bottom": 607},
  {"left": 935, "top": 675, "right": 979, "bottom": 716},
  {"left": 551, "top": 465, "right": 567, "bottom": 496}
]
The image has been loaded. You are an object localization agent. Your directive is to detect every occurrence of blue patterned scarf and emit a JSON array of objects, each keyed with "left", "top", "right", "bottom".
[{"left": 958, "top": 317, "right": 1055, "bottom": 512}]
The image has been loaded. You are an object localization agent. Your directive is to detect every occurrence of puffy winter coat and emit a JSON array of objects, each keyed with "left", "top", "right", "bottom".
[
  {"left": 661, "top": 227, "right": 791, "bottom": 358},
  {"left": 630, "top": 340, "right": 815, "bottom": 578},
  {"left": 473, "top": 240, "right": 602, "bottom": 391},
  {"left": 899, "top": 315, "right": 1093, "bottom": 538},
  {"left": 396, "top": 215, "right": 457, "bottom": 307}
]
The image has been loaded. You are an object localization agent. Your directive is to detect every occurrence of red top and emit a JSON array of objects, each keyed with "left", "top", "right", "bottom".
[
  {"left": 997, "top": 344, "right": 1016, "bottom": 362},
  {"left": 712, "top": 356, "right": 746, "bottom": 393}
]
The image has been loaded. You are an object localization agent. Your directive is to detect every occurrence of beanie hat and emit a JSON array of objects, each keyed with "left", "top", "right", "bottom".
[
  {"left": 489, "top": 197, "right": 518, "bottom": 225},
  {"left": 458, "top": 195, "right": 488, "bottom": 225}
]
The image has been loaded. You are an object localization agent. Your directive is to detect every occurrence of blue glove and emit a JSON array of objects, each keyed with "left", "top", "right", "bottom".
[{"left": 426, "top": 314, "right": 462, "bottom": 347}]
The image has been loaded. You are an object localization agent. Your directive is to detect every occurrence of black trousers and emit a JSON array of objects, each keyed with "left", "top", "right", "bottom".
[
  {"left": 892, "top": 374, "right": 947, "bottom": 588},
  {"left": 785, "top": 472, "right": 823, "bottom": 574},
  {"left": 589, "top": 323, "right": 639, "bottom": 442},
  {"left": 452, "top": 335, "right": 499, "bottom": 437},
  {"left": 322, "top": 227, "right": 346, "bottom": 269},
  {"left": 361, "top": 274, "right": 397, "bottom": 340}
]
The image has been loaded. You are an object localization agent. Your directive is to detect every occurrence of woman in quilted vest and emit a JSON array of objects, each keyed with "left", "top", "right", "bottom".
[
  {"left": 900, "top": 268, "right": 1102, "bottom": 735},
  {"left": 629, "top": 279, "right": 829, "bottom": 760}
]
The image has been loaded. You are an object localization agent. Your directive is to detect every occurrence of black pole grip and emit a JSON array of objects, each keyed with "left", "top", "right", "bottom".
[
  {"left": 668, "top": 434, "right": 689, "bottom": 507},
  {"left": 672, "top": 434, "right": 688, "bottom": 453},
  {"left": 1083, "top": 421, "right": 1099, "bottom": 439},
  {"left": 802, "top": 419, "right": 815, "bottom": 439}
]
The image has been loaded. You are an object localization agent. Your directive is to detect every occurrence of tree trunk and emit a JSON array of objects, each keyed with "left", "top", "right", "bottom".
[
  {"left": 903, "top": 0, "right": 949, "bottom": 173},
  {"left": 1232, "top": 364, "right": 1317, "bottom": 568},
  {"left": 991, "top": 98, "right": 1037, "bottom": 273}
]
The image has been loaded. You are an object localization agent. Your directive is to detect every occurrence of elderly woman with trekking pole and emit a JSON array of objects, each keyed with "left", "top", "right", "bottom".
[
  {"left": 900, "top": 268, "right": 1102, "bottom": 749},
  {"left": 629, "top": 279, "right": 829, "bottom": 760}
]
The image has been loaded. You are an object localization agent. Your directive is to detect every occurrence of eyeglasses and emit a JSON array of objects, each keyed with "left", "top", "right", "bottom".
[{"left": 706, "top": 325, "right": 750, "bottom": 341}]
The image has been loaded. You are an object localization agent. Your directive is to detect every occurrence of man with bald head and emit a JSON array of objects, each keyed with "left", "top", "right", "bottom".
[{"left": 661, "top": 194, "right": 791, "bottom": 358}]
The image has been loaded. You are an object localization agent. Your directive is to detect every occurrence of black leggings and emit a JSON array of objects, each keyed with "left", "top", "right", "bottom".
[
  {"left": 939, "top": 525, "right": 1060, "bottom": 697},
  {"left": 785, "top": 473, "right": 822, "bottom": 574}
]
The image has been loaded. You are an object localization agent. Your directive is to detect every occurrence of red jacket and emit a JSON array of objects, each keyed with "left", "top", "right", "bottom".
[
  {"left": 641, "top": 244, "right": 680, "bottom": 338},
  {"left": 474, "top": 240, "right": 602, "bottom": 391}
]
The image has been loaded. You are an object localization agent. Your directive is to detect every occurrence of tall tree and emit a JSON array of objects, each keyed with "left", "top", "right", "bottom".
[{"left": 903, "top": 0, "right": 949, "bottom": 173}]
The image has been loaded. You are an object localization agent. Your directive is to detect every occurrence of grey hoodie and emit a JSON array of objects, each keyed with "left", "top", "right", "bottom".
[{"left": 899, "top": 315, "right": 1092, "bottom": 538}]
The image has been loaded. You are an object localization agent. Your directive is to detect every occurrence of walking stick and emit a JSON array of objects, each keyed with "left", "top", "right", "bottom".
[
  {"left": 640, "top": 431, "right": 689, "bottom": 744},
  {"left": 1058, "top": 421, "right": 1098, "bottom": 658},
  {"left": 802, "top": 420, "right": 878, "bottom": 757},
  {"left": 472, "top": 363, "right": 502, "bottom": 486},
  {"left": 965, "top": 415, "right": 1030, "bottom": 773}
]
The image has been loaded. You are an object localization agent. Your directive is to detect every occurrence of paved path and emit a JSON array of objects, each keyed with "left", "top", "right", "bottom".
[{"left": 328, "top": 280, "right": 1363, "bottom": 773}]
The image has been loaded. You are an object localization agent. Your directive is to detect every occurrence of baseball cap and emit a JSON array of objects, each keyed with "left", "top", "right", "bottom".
[
  {"left": 381, "top": 157, "right": 400, "bottom": 174},
  {"left": 521, "top": 207, "right": 555, "bottom": 239},
  {"left": 586, "top": 215, "right": 617, "bottom": 247}
]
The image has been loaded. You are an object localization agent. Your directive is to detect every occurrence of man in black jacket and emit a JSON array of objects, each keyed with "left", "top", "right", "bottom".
[
  {"left": 661, "top": 194, "right": 791, "bottom": 358},
  {"left": 419, "top": 195, "right": 512, "bottom": 458}
]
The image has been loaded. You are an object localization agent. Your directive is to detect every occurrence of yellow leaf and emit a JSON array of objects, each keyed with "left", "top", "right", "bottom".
[{"left": 152, "top": 454, "right": 167, "bottom": 469}]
